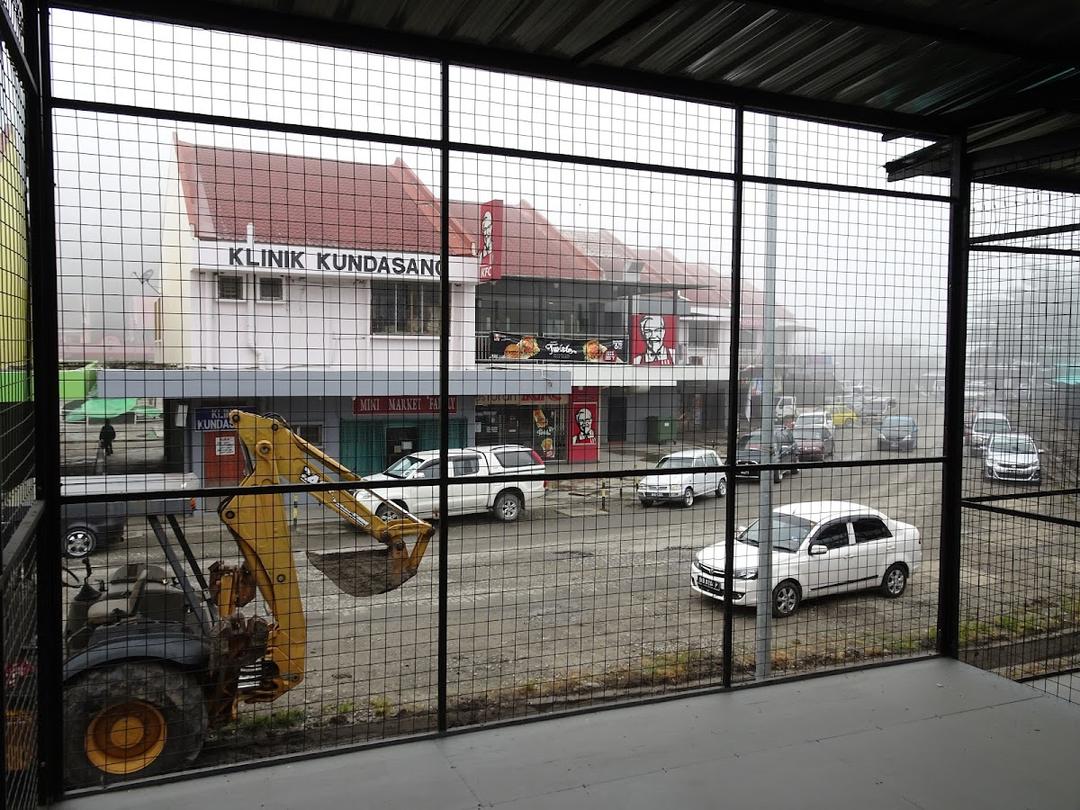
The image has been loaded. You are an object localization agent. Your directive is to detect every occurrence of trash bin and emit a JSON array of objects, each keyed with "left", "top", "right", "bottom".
[{"left": 646, "top": 416, "right": 678, "bottom": 444}]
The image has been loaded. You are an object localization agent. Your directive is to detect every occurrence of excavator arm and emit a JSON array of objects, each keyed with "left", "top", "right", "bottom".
[{"left": 215, "top": 410, "right": 434, "bottom": 706}]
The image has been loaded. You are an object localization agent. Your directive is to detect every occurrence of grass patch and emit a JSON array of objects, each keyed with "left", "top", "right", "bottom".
[
  {"left": 369, "top": 696, "right": 396, "bottom": 718},
  {"left": 234, "top": 708, "right": 306, "bottom": 733},
  {"left": 325, "top": 701, "right": 355, "bottom": 716}
]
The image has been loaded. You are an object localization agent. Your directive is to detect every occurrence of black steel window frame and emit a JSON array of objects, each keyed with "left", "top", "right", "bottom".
[{"left": 28, "top": 2, "right": 971, "bottom": 799}]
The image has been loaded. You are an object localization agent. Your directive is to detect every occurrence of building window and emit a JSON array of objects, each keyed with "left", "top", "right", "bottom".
[
  {"left": 295, "top": 424, "right": 323, "bottom": 446},
  {"left": 372, "top": 281, "right": 440, "bottom": 336},
  {"left": 258, "top": 276, "right": 286, "bottom": 302},
  {"left": 217, "top": 275, "right": 245, "bottom": 300}
]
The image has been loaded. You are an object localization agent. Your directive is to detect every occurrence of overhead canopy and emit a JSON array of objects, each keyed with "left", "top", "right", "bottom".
[{"left": 90, "top": 0, "right": 1080, "bottom": 186}]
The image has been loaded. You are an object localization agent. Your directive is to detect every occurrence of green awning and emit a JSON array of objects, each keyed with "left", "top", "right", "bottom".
[{"left": 64, "top": 397, "right": 139, "bottom": 422}]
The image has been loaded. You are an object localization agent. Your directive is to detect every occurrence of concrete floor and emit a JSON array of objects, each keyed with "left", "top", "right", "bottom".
[{"left": 61, "top": 658, "right": 1080, "bottom": 810}]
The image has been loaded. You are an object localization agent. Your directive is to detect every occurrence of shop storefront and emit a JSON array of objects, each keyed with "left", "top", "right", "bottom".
[
  {"left": 189, "top": 403, "right": 255, "bottom": 485},
  {"left": 475, "top": 394, "right": 567, "bottom": 461},
  {"left": 343, "top": 395, "right": 470, "bottom": 474}
]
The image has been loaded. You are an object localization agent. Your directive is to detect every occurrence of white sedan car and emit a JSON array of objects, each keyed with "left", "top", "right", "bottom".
[
  {"left": 638, "top": 448, "right": 726, "bottom": 507},
  {"left": 690, "top": 501, "right": 921, "bottom": 617}
]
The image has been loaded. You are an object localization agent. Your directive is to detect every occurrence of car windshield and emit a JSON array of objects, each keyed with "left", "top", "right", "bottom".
[
  {"left": 657, "top": 455, "right": 695, "bottom": 469},
  {"left": 882, "top": 417, "right": 914, "bottom": 430},
  {"left": 383, "top": 455, "right": 426, "bottom": 478},
  {"left": 975, "top": 418, "right": 1010, "bottom": 434},
  {"left": 738, "top": 514, "right": 814, "bottom": 553},
  {"left": 990, "top": 436, "right": 1036, "bottom": 454},
  {"left": 793, "top": 427, "right": 824, "bottom": 440}
]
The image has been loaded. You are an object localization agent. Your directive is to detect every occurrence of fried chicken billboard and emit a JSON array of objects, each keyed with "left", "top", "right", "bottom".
[{"left": 488, "top": 332, "right": 627, "bottom": 363}]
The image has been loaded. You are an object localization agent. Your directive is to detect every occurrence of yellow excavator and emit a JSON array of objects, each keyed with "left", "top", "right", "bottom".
[{"left": 58, "top": 411, "right": 434, "bottom": 786}]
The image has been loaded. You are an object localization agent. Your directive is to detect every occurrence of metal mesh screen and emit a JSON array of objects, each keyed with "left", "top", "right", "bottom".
[
  {"left": 46, "top": 7, "right": 958, "bottom": 793},
  {"left": 960, "top": 159, "right": 1080, "bottom": 700},
  {"left": 0, "top": 1, "right": 38, "bottom": 804}
]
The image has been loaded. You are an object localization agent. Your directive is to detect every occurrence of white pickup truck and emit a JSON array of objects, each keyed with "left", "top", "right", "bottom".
[{"left": 355, "top": 445, "right": 546, "bottom": 522}]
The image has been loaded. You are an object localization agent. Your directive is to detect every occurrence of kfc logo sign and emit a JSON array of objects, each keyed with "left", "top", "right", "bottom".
[
  {"left": 630, "top": 314, "right": 677, "bottom": 366},
  {"left": 479, "top": 200, "right": 504, "bottom": 281}
]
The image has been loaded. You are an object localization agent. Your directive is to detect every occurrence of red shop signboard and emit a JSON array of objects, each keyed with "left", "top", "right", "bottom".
[
  {"left": 352, "top": 396, "right": 458, "bottom": 415},
  {"left": 567, "top": 387, "right": 600, "bottom": 463}
]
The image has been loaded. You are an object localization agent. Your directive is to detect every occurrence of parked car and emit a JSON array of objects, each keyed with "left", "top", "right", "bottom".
[
  {"left": 690, "top": 501, "right": 921, "bottom": 617},
  {"left": 823, "top": 403, "right": 859, "bottom": 428},
  {"left": 61, "top": 502, "right": 126, "bottom": 559},
  {"left": 59, "top": 473, "right": 201, "bottom": 558},
  {"left": 638, "top": 448, "right": 725, "bottom": 507},
  {"left": 793, "top": 426, "right": 835, "bottom": 461},
  {"left": 966, "top": 411, "right": 1011, "bottom": 455},
  {"left": 356, "top": 445, "right": 545, "bottom": 522},
  {"left": 735, "top": 429, "right": 799, "bottom": 483},
  {"left": 878, "top": 416, "right": 919, "bottom": 451},
  {"left": 859, "top": 393, "right": 898, "bottom": 423},
  {"left": 794, "top": 411, "right": 835, "bottom": 437},
  {"left": 774, "top": 396, "right": 797, "bottom": 423},
  {"left": 983, "top": 433, "right": 1041, "bottom": 483}
]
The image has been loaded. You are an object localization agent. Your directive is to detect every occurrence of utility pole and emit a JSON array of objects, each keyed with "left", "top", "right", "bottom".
[{"left": 755, "top": 115, "right": 778, "bottom": 680}]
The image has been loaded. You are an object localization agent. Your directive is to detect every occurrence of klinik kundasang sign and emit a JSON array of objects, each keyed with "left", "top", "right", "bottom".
[{"left": 208, "top": 242, "right": 445, "bottom": 279}]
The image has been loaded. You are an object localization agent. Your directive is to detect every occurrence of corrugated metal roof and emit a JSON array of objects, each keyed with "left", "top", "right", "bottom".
[{"left": 92, "top": 0, "right": 1080, "bottom": 184}]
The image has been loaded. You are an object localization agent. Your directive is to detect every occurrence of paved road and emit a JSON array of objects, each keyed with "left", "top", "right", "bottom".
[{"left": 71, "top": 399, "right": 1075, "bottom": 730}]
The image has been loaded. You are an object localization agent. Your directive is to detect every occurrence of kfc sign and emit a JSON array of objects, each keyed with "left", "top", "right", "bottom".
[
  {"left": 630, "top": 314, "right": 678, "bottom": 366},
  {"left": 479, "top": 200, "right": 504, "bottom": 281}
]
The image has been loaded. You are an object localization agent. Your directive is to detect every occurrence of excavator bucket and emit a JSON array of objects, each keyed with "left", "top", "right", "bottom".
[{"left": 306, "top": 548, "right": 418, "bottom": 597}]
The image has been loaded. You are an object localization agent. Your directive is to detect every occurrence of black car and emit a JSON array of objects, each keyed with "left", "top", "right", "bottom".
[
  {"left": 61, "top": 501, "right": 127, "bottom": 559},
  {"left": 735, "top": 429, "right": 800, "bottom": 483}
]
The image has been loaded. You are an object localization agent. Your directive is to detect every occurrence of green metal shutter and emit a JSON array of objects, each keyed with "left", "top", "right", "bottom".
[
  {"left": 417, "top": 418, "right": 468, "bottom": 451},
  {"left": 340, "top": 420, "right": 385, "bottom": 475}
]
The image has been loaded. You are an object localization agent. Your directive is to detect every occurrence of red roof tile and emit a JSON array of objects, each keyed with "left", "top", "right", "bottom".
[
  {"left": 175, "top": 139, "right": 473, "bottom": 256},
  {"left": 635, "top": 247, "right": 796, "bottom": 325},
  {"left": 562, "top": 228, "right": 665, "bottom": 282},
  {"left": 450, "top": 200, "right": 602, "bottom": 280}
]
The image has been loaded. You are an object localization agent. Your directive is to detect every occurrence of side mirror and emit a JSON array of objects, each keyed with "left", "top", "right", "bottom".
[{"left": 808, "top": 544, "right": 828, "bottom": 557}]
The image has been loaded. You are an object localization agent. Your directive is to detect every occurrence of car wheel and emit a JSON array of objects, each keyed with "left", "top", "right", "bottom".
[
  {"left": 716, "top": 479, "right": 727, "bottom": 498},
  {"left": 64, "top": 527, "right": 98, "bottom": 559},
  {"left": 494, "top": 490, "right": 523, "bottom": 522},
  {"left": 772, "top": 580, "right": 801, "bottom": 618},
  {"left": 881, "top": 563, "right": 908, "bottom": 598},
  {"left": 682, "top": 487, "right": 695, "bottom": 508},
  {"left": 639, "top": 498, "right": 654, "bottom": 508}
]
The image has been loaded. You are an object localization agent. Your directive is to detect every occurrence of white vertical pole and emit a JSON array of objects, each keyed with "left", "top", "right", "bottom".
[{"left": 755, "top": 115, "right": 779, "bottom": 680}]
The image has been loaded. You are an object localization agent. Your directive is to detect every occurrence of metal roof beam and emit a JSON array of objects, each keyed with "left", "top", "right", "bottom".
[{"left": 739, "top": 0, "right": 1079, "bottom": 68}]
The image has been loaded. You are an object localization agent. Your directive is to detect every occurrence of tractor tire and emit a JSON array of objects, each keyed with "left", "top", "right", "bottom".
[{"left": 64, "top": 662, "right": 207, "bottom": 788}]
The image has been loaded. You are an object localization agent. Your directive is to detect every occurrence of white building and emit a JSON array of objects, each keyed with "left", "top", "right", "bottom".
[{"left": 159, "top": 140, "right": 478, "bottom": 371}]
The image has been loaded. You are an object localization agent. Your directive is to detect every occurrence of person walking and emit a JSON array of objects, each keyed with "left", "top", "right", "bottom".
[{"left": 99, "top": 419, "right": 116, "bottom": 457}]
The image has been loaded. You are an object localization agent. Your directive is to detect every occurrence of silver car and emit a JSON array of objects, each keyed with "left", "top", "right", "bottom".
[
  {"left": 638, "top": 448, "right": 726, "bottom": 507},
  {"left": 983, "top": 433, "right": 1041, "bottom": 483}
]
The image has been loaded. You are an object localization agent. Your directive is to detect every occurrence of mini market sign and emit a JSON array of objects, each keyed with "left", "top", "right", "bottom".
[{"left": 352, "top": 396, "right": 458, "bottom": 415}]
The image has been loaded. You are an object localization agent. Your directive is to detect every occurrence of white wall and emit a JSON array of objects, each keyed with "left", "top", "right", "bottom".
[{"left": 164, "top": 248, "right": 478, "bottom": 370}]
